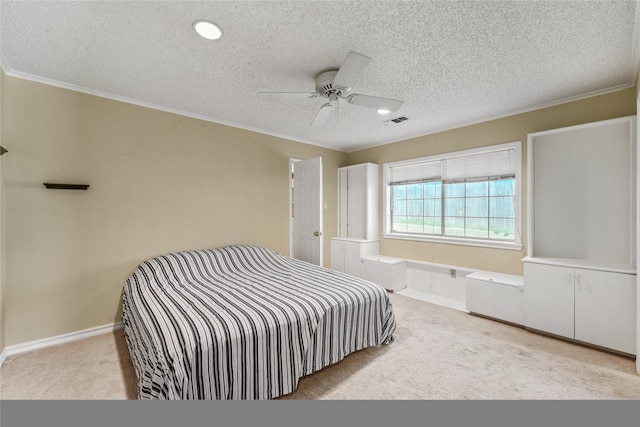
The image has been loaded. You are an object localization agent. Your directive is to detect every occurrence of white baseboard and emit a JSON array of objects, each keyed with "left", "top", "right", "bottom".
[{"left": 1, "top": 322, "right": 124, "bottom": 364}]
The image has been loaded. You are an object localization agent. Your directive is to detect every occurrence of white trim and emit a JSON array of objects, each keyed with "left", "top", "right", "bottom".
[
  {"left": 526, "top": 114, "right": 637, "bottom": 141},
  {"left": 3, "top": 70, "right": 346, "bottom": 153},
  {"left": 383, "top": 232, "right": 523, "bottom": 251},
  {"left": 289, "top": 158, "right": 301, "bottom": 257},
  {"left": 522, "top": 256, "right": 636, "bottom": 276},
  {"left": 0, "top": 348, "right": 7, "bottom": 368},
  {"left": 2, "top": 322, "right": 123, "bottom": 360},
  {"left": 348, "top": 84, "right": 634, "bottom": 153},
  {"left": 527, "top": 130, "right": 536, "bottom": 261},
  {"left": 2, "top": 68, "right": 634, "bottom": 155}
]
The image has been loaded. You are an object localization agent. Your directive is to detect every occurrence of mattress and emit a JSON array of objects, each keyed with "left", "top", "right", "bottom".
[{"left": 122, "top": 244, "right": 396, "bottom": 399}]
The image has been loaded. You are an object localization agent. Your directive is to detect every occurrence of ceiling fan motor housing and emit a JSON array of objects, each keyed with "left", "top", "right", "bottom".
[{"left": 315, "top": 70, "right": 350, "bottom": 99}]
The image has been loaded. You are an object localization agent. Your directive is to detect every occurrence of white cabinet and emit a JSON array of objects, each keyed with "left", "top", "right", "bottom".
[
  {"left": 337, "top": 163, "right": 379, "bottom": 240},
  {"left": 574, "top": 268, "right": 636, "bottom": 355},
  {"left": 528, "top": 117, "right": 636, "bottom": 263},
  {"left": 523, "top": 262, "right": 574, "bottom": 338},
  {"left": 466, "top": 271, "right": 524, "bottom": 326},
  {"left": 330, "top": 238, "right": 378, "bottom": 277},
  {"left": 527, "top": 116, "right": 637, "bottom": 267},
  {"left": 362, "top": 256, "right": 406, "bottom": 291},
  {"left": 331, "top": 163, "right": 380, "bottom": 277},
  {"left": 524, "top": 116, "right": 637, "bottom": 355},
  {"left": 524, "top": 261, "right": 636, "bottom": 355}
]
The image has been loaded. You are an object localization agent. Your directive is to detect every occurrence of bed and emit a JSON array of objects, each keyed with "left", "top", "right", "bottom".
[{"left": 122, "top": 244, "right": 396, "bottom": 399}]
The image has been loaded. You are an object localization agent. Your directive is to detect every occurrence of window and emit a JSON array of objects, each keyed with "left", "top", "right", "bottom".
[{"left": 384, "top": 142, "right": 521, "bottom": 249}]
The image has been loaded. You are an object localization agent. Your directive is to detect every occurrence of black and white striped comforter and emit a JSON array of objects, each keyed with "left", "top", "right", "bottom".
[{"left": 122, "top": 245, "right": 396, "bottom": 399}]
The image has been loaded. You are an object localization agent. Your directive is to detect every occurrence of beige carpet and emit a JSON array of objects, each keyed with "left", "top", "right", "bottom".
[{"left": 1, "top": 293, "right": 639, "bottom": 400}]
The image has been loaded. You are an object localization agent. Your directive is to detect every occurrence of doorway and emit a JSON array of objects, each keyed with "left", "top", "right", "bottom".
[{"left": 289, "top": 157, "right": 323, "bottom": 266}]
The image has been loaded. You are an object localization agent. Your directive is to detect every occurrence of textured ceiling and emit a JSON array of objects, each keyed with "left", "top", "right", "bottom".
[{"left": 1, "top": 1, "right": 638, "bottom": 152}]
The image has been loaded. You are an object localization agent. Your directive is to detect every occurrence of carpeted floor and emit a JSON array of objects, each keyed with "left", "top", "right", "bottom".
[{"left": 1, "top": 293, "right": 639, "bottom": 400}]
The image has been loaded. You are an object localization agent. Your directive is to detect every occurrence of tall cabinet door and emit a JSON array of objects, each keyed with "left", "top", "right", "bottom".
[
  {"left": 346, "top": 165, "right": 366, "bottom": 239},
  {"left": 524, "top": 262, "right": 574, "bottom": 339},
  {"left": 574, "top": 269, "right": 636, "bottom": 354},
  {"left": 338, "top": 168, "right": 349, "bottom": 237},
  {"left": 337, "top": 163, "right": 379, "bottom": 240}
]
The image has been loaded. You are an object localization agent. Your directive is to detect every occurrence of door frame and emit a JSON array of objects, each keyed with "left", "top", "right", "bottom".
[
  {"left": 637, "top": 93, "right": 640, "bottom": 375},
  {"left": 289, "top": 158, "right": 299, "bottom": 257}
]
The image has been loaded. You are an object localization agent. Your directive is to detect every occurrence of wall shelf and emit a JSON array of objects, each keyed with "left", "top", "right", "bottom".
[{"left": 43, "top": 183, "right": 90, "bottom": 190}]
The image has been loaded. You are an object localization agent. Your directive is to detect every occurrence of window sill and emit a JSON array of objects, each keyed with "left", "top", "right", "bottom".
[{"left": 382, "top": 233, "right": 523, "bottom": 251}]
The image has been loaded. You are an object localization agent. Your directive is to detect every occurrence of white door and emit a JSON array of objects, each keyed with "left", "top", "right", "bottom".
[{"left": 293, "top": 157, "right": 323, "bottom": 265}]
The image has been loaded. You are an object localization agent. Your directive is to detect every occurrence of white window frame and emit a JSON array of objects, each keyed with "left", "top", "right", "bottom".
[{"left": 382, "top": 141, "right": 522, "bottom": 250}]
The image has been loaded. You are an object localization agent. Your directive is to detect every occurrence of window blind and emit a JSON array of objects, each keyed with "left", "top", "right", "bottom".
[
  {"left": 443, "top": 148, "right": 516, "bottom": 181},
  {"left": 388, "top": 148, "right": 515, "bottom": 185},
  {"left": 388, "top": 160, "right": 441, "bottom": 185}
]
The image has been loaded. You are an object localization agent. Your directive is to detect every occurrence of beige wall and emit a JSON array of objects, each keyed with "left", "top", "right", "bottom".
[
  {"left": 347, "top": 87, "right": 637, "bottom": 275},
  {"left": 2, "top": 76, "right": 347, "bottom": 345},
  {"left": 1, "top": 73, "right": 637, "bottom": 347}
]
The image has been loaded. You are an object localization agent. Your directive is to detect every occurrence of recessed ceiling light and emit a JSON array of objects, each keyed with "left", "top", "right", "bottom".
[
  {"left": 377, "top": 109, "right": 391, "bottom": 115},
  {"left": 193, "top": 20, "right": 223, "bottom": 40}
]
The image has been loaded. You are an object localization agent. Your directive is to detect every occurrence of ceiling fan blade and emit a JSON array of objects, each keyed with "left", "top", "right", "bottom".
[
  {"left": 310, "top": 102, "right": 335, "bottom": 128},
  {"left": 258, "top": 92, "right": 318, "bottom": 99},
  {"left": 347, "top": 94, "right": 403, "bottom": 112},
  {"left": 333, "top": 51, "right": 371, "bottom": 88}
]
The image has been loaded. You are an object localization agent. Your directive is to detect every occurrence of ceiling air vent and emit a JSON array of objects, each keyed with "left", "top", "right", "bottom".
[{"left": 388, "top": 116, "right": 408, "bottom": 124}]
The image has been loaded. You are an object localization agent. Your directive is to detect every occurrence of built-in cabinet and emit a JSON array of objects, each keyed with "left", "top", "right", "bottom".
[
  {"left": 331, "top": 163, "right": 379, "bottom": 276},
  {"left": 362, "top": 255, "right": 406, "bottom": 292},
  {"left": 330, "top": 238, "right": 378, "bottom": 277},
  {"left": 466, "top": 271, "right": 524, "bottom": 326},
  {"left": 337, "top": 163, "right": 379, "bottom": 240},
  {"left": 524, "top": 116, "right": 637, "bottom": 356},
  {"left": 524, "top": 261, "right": 636, "bottom": 354}
]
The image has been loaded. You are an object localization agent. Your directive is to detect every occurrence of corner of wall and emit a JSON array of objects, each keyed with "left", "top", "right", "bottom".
[
  {"left": 636, "top": 67, "right": 640, "bottom": 104},
  {"left": 0, "top": 66, "right": 6, "bottom": 360}
]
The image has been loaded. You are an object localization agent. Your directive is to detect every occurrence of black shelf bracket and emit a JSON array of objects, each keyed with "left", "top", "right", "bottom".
[{"left": 43, "top": 183, "right": 90, "bottom": 190}]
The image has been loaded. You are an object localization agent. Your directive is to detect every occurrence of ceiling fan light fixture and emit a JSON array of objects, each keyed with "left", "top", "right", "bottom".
[
  {"left": 258, "top": 51, "right": 404, "bottom": 128},
  {"left": 193, "top": 20, "right": 223, "bottom": 40}
]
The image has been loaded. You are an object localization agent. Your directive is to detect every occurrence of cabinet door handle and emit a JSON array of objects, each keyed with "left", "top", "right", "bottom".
[
  {"left": 313, "top": 231, "right": 322, "bottom": 237},
  {"left": 568, "top": 271, "right": 583, "bottom": 290},
  {"left": 568, "top": 271, "right": 574, "bottom": 286}
]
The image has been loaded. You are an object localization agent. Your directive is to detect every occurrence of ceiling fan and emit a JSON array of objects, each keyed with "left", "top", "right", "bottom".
[{"left": 259, "top": 51, "right": 403, "bottom": 128}]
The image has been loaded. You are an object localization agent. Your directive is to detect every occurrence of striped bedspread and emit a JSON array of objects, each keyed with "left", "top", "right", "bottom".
[{"left": 122, "top": 244, "right": 396, "bottom": 399}]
